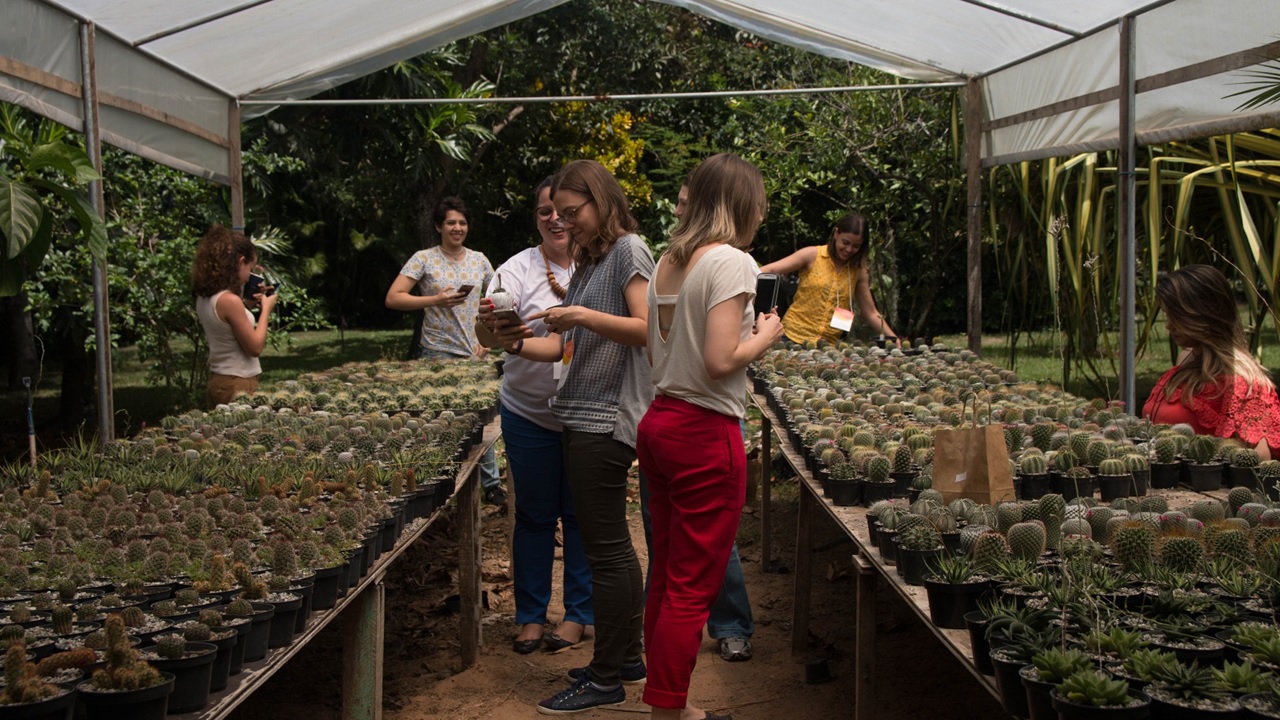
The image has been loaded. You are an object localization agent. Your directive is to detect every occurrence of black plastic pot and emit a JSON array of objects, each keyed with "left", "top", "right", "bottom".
[
  {"left": 924, "top": 578, "right": 993, "bottom": 629},
  {"left": 898, "top": 547, "right": 943, "bottom": 586},
  {"left": 1149, "top": 635, "right": 1226, "bottom": 668},
  {"left": 1229, "top": 466, "right": 1261, "bottom": 491},
  {"left": 1018, "top": 474, "right": 1050, "bottom": 500},
  {"left": 291, "top": 579, "right": 315, "bottom": 634},
  {"left": 889, "top": 470, "right": 916, "bottom": 498},
  {"left": 829, "top": 478, "right": 862, "bottom": 507},
  {"left": 1147, "top": 690, "right": 1240, "bottom": 719},
  {"left": 1242, "top": 693, "right": 1280, "bottom": 720},
  {"left": 866, "top": 517, "right": 881, "bottom": 545},
  {"left": 1185, "top": 462, "right": 1225, "bottom": 492},
  {"left": 1150, "top": 462, "right": 1180, "bottom": 489},
  {"left": 310, "top": 564, "right": 345, "bottom": 610},
  {"left": 862, "top": 481, "right": 894, "bottom": 506},
  {"left": 876, "top": 529, "right": 898, "bottom": 566},
  {"left": 348, "top": 545, "right": 366, "bottom": 588},
  {"left": 215, "top": 618, "right": 251, "bottom": 676},
  {"left": 965, "top": 611, "right": 994, "bottom": 675},
  {"left": 75, "top": 672, "right": 174, "bottom": 720},
  {"left": 1131, "top": 469, "right": 1150, "bottom": 496},
  {"left": 1050, "top": 472, "right": 1094, "bottom": 501},
  {"left": 266, "top": 594, "right": 304, "bottom": 649},
  {"left": 238, "top": 602, "right": 275, "bottom": 662},
  {"left": 144, "top": 641, "right": 217, "bottom": 713},
  {"left": 206, "top": 629, "right": 237, "bottom": 692},
  {"left": 941, "top": 531, "right": 962, "bottom": 556},
  {"left": 0, "top": 685, "right": 76, "bottom": 720},
  {"left": 1098, "top": 475, "right": 1134, "bottom": 502},
  {"left": 990, "top": 647, "right": 1031, "bottom": 719},
  {"left": 1052, "top": 689, "right": 1151, "bottom": 720},
  {"left": 1019, "top": 665, "right": 1056, "bottom": 720}
]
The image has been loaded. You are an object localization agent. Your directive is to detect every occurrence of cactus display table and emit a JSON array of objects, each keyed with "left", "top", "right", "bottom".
[
  {"left": 173, "top": 417, "right": 501, "bottom": 720},
  {"left": 750, "top": 392, "right": 1225, "bottom": 720}
]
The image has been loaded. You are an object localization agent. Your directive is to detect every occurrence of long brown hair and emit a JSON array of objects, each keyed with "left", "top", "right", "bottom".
[
  {"left": 827, "top": 212, "right": 870, "bottom": 268},
  {"left": 665, "top": 154, "right": 765, "bottom": 267},
  {"left": 1157, "top": 264, "right": 1274, "bottom": 406},
  {"left": 192, "top": 224, "right": 255, "bottom": 297},
  {"left": 551, "top": 160, "right": 638, "bottom": 266}
]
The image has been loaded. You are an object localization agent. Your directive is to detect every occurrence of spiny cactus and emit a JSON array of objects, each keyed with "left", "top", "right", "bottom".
[
  {"left": 1053, "top": 450, "right": 1080, "bottom": 472},
  {"left": 155, "top": 633, "right": 187, "bottom": 660},
  {"left": 1061, "top": 517, "right": 1092, "bottom": 538},
  {"left": 1019, "top": 454, "right": 1048, "bottom": 476},
  {"left": 92, "top": 615, "right": 163, "bottom": 691},
  {"left": 1030, "top": 422, "right": 1056, "bottom": 452},
  {"left": 865, "top": 454, "right": 891, "bottom": 484},
  {"left": 1185, "top": 435, "right": 1217, "bottom": 465},
  {"left": 1153, "top": 436, "right": 1178, "bottom": 464},
  {"left": 3, "top": 642, "right": 60, "bottom": 704},
  {"left": 1138, "top": 496, "right": 1169, "bottom": 514},
  {"left": 1158, "top": 536, "right": 1204, "bottom": 572},
  {"left": 891, "top": 444, "right": 914, "bottom": 473},
  {"left": 1111, "top": 523, "right": 1156, "bottom": 572},
  {"left": 1213, "top": 528, "right": 1253, "bottom": 567},
  {"left": 971, "top": 531, "right": 1011, "bottom": 573},
  {"left": 1007, "top": 521, "right": 1047, "bottom": 561},
  {"left": 898, "top": 523, "right": 942, "bottom": 551},
  {"left": 1122, "top": 454, "right": 1149, "bottom": 472},
  {"left": 1228, "top": 487, "right": 1257, "bottom": 516},
  {"left": 1086, "top": 439, "right": 1113, "bottom": 468},
  {"left": 996, "top": 502, "right": 1023, "bottom": 534},
  {"left": 1039, "top": 493, "right": 1066, "bottom": 550},
  {"left": 49, "top": 604, "right": 73, "bottom": 635},
  {"left": 225, "top": 598, "right": 254, "bottom": 617},
  {"left": 1097, "top": 458, "right": 1127, "bottom": 477},
  {"left": 34, "top": 646, "right": 96, "bottom": 676},
  {"left": 1188, "top": 500, "right": 1227, "bottom": 525}
]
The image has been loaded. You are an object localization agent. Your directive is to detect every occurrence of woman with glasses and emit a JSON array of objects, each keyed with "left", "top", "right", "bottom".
[
  {"left": 484, "top": 177, "right": 592, "bottom": 655},
  {"left": 487, "top": 159, "right": 654, "bottom": 714},
  {"left": 638, "top": 154, "right": 783, "bottom": 720},
  {"left": 1143, "top": 264, "right": 1279, "bottom": 459}
]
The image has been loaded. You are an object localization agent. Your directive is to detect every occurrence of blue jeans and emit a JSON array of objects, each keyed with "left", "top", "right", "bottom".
[
  {"left": 501, "top": 404, "right": 593, "bottom": 626},
  {"left": 421, "top": 349, "right": 500, "bottom": 491},
  {"left": 638, "top": 418, "right": 754, "bottom": 639}
]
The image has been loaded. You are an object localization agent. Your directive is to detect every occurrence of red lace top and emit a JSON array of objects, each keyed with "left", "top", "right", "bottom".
[{"left": 1142, "top": 366, "right": 1280, "bottom": 448}]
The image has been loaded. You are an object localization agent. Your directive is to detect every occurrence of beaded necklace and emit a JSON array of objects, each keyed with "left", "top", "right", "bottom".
[{"left": 539, "top": 244, "right": 571, "bottom": 299}]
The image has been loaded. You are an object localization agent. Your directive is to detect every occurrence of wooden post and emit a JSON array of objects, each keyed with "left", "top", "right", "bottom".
[
  {"left": 341, "top": 582, "right": 384, "bottom": 720},
  {"left": 760, "top": 412, "right": 773, "bottom": 571},
  {"left": 229, "top": 100, "right": 244, "bottom": 231},
  {"left": 1118, "top": 16, "right": 1138, "bottom": 414},
  {"left": 791, "top": 484, "right": 814, "bottom": 654},
  {"left": 79, "top": 21, "right": 114, "bottom": 443},
  {"left": 458, "top": 462, "right": 483, "bottom": 668},
  {"left": 853, "top": 554, "right": 877, "bottom": 720},
  {"left": 965, "top": 78, "right": 983, "bottom": 354}
]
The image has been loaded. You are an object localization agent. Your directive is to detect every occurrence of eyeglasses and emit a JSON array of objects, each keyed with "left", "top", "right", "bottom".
[
  {"left": 558, "top": 198, "right": 594, "bottom": 224},
  {"left": 536, "top": 206, "right": 556, "bottom": 220}
]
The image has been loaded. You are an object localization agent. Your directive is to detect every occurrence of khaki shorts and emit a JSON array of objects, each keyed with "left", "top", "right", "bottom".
[{"left": 207, "top": 373, "right": 260, "bottom": 408}]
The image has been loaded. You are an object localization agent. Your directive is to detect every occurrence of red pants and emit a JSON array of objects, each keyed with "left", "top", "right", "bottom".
[{"left": 636, "top": 394, "right": 746, "bottom": 709}]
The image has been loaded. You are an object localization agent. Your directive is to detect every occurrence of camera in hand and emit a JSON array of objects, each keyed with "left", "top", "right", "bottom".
[{"left": 243, "top": 272, "right": 280, "bottom": 300}]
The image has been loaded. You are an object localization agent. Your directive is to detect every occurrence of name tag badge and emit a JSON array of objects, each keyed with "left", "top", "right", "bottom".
[
  {"left": 556, "top": 338, "right": 575, "bottom": 392},
  {"left": 829, "top": 307, "right": 854, "bottom": 332}
]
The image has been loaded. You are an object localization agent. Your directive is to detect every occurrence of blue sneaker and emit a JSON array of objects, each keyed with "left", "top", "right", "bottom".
[
  {"left": 536, "top": 676, "right": 626, "bottom": 715},
  {"left": 565, "top": 661, "right": 647, "bottom": 685}
]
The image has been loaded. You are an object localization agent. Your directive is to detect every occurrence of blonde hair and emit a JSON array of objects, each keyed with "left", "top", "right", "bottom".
[
  {"left": 665, "top": 154, "right": 766, "bottom": 268},
  {"left": 551, "top": 160, "right": 638, "bottom": 266},
  {"left": 1157, "top": 264, "right": 1274, "bottom": 406}
]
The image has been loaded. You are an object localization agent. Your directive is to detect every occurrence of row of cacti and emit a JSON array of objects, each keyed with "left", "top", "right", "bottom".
[{"left": 233, "top": 359, "right": 499, "bottom": 414}]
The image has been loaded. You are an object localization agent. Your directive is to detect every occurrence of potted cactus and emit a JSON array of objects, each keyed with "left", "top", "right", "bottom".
[
  {"left": 1183, "top": 435, "right": 1225, "bottom": 492},
  {"left": 923, "top": 554, "right": 993, "bottom": 630},
  {"left": 1229, "top": 447, "right": 1262, "bottom": 491},
  {"left": 888, "top": 444, "right": 918, "bottom": 496},
  {"left": 1259, "top": 460, "right": 1280, "bottom": 502},
  {"left": 1123, "top": 453, "right": 1150, "bottom": 496},
  {"left": 860, "top": 453, "right": 895, "bottom": 505},
  {"left": 1018, "top": 452, "right": 1050, "bottom": 500},
  {"left": 1097, "top": 458, "right": 1134, "bottom": 502},
  {"left": 140, "top": 633, "right": 217, "bottom": 714},
  {"left": 1150, "top": 435, "right": 1181, "bottom": 489},
  {"left": 1144, "top": 660, "right": 1240, "bottom": 717},
  {"left": 0, "top": 641, "right": 78, "bottom": 720},
  {"left": 1021, "top": 647, "right": 1093, "bottom": 720},
  {"left": 76, "top": 615, "right": 175, "bottom": 720},
  {"left": 895, "top": 522, "right": 944, "bottom": 586},
  {"left": 827, "top": 459, "right": 862, "bottom": 507}
]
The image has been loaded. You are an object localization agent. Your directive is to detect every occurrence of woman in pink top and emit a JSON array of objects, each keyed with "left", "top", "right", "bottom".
[
  {"left": 193, "top": 225, "right": 275, "bottom": 408},
  {"left": 636, "top": 154, "right": 784, "bottom": 720}
]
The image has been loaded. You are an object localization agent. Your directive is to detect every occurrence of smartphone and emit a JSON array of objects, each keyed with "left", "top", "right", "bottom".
[
  {"left": 492, "top": 309, "right": 522, "bottom": 326},
  {"left": 455, "top": 284, "right": 475, "bottom": 297},
  {"left": 754, "top": 272, "right": 780, "bottom": 317},
  {"left": 243, "top": 273, "right": 264, "bottom": 300}
]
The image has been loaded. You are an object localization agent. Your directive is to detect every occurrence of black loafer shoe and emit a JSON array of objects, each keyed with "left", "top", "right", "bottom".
[
  {"left": 513, "top": 637, "right": 542, "bottom": 654},
  {"left": 542, "top": 632, "right": 581, "bottom": 652}
]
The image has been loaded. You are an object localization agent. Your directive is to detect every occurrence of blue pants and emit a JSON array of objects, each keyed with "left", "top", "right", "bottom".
[
  {"left": 638, "top": 418, "right": 754, "bottom": 640},
  {"left": 501, "top": 404, "right": 593, "bottom": 626}
]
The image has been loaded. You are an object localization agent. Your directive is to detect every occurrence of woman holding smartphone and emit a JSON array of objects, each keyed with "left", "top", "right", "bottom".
[
  {"left": 193, "top": 224, "right": 276, "bottom": 408},
  {"left": 488, "top": 159, "right": 654, "bottom": 714},
  {"left": 386, "top": 195, "right": 495, "bottom": 360},
  {"left": 387, "top": 195, "right": 504, "bottom": 504},
  {"left": 637, "top": 154, "right": 783, "bottom": 720}
]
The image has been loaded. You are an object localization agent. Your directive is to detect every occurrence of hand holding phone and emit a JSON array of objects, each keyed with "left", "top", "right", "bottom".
[
  {"left": 243, "top": 273, "right": 265, "bottom": 301},
  {"left": 455, "top": 284, "right": 475, "bottom": 297},
  {"left": 754, "top": 272, "right": 781, "bottom": 318}
]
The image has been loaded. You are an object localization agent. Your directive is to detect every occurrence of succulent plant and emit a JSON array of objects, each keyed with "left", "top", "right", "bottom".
[
  {"left": 92, "top": 614, "right": 163, "bottom": 691},
  {"left": 1096, "top": 458, "right": 1127, "bottom": 477},
  {"left": 1185, "top": 435, "right": 1218, "bottom": 465},
  {"left": 996, "top": 502, "right": 1023, "bottom": 534},
  {"left": 1030, "top": 647, "right": 1092, "bottom": 685},
  {"left": 1111, "top": 523, "right": 1155, "bottom": 572},
  {"left": 898, "top": 523, "right": 942, "bottom": 551},
  {"left": 3, "top": 642, "right": 61, "bottom": 704},
  {"left": 1007, "top": 521, "right": 1047, "bottom": 561},
  {"left": 1158, "top": 535, "right": 1204, "bottom": 573},
  {"left": 155, "top": 633, "right": 187, "bottom": 660},
  {"left": 1052, "top": 450, "right": 1080, "bottom": 472},
  {"left": 1056, "top": 670, "right": 1136, "bottom": 708},
  {"left": 972, "top": 531, "right": 1011, "bottom": 573},
  {"left": 1153, "top": 436, "right": 1178, "bottom": 464},
  {"left": 1019, "top": 454, "right": 1048, "bottom": 476}
]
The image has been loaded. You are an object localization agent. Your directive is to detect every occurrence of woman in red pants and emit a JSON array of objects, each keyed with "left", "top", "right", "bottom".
[{"left": 636, "top": 153, "right": 784, "bottom": 720}]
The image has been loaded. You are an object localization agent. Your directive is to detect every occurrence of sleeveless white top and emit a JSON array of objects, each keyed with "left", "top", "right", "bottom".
[{"left": 196, "top": 291, "right": 262, "bottom": 378}]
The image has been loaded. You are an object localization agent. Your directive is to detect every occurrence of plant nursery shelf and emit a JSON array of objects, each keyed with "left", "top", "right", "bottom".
[
  {"left": 750, "top": 392, "right": 1227, "bottom": 720},
  {"left": 173, "top": 417, "right": 501, "bottom": 720}
]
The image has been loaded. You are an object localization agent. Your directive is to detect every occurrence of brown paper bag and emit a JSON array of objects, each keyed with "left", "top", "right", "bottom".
[{"left": 933, "top": 419, "right": 1015, "bottom": 506}]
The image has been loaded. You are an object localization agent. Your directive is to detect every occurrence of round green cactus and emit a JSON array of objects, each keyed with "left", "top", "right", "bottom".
[
  {"left": 1052, "top": 450, "right": 1080, "bottom": 472},
  {"left": 898, "top": 523, "right": 942, "bottom": 551},
  {"left": 1188, "top": 500, "right": 1226, "bottom": 525},
  {"left": 971, "top": 531, "right": 1011, "bottom": 573},
  {"left": 1153, "top": 436, "right": 1178, "bottom": 464},
  {"left": 1158, "top": 536, "right": 1204, "bottom": 572},
  {"left": 1185, "top": 435, "right": 1218, "bottom": 465},
  {"left": 996, "top": 502, "right": 1023, "bottom": 534},
  {"left": 1097, "top": 458, "right": 1127, "bottom": 477},
  {"left": 1019, "top": 454, "right": 1048, "bottom": 475},
  {"left": 1007, "top": 521, "right": 1047, "bottom": 560},
  {"left": 865, "top": 454, "right": 891, "bottom": 484},
  {"left": 155, "top": 633, "right": 187, "bottom": 660},
  {"left": 1111, "top": 523, "right": 1155, "bottom": 572},
  {"left": 1086, "top": 439, "right": 1112, "bottom": 468}
]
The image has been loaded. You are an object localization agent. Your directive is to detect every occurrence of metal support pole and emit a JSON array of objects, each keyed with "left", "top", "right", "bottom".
[
  {"left": 965, "top": 79, "right": 984, "bottom": 354},
  {"left": 1118, "top": 17, "right": 1138, "bottom": 413},
  {"left": 79, "top": 21, "right": 113, "bottom": 443},
  {"left": 229, "top": 100, "right": 244, "bottom": 231},
  {"left": 341, "top": 582, "right": 384, "bottom": 720}
]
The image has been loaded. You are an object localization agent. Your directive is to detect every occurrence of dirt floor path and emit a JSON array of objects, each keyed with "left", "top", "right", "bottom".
[{"left": 231, "top": 467, "right": 1006, "bottom": 720}]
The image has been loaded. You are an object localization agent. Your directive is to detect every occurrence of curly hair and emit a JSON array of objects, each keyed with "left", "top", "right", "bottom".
[
  {"left": 1157, "top": 264, "right": 1274, "bottom": 406},
  {"left": 551, "top": 160, "right": 639, "bottom": 266},
  {"left": 192, "top": 225, "right": 255, "bottom": 298}
]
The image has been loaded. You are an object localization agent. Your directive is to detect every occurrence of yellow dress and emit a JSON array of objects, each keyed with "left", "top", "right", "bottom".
[{"left": 781, "top": 246, "right": 857, "bottom": 345}]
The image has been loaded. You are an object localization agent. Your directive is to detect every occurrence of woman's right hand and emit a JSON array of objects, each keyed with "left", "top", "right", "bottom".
[
  {"left": 433, "top": 286, "right": 467, "bottom": 307},
  {"left": 258, "top": 292, "right": 278, "bottom": 316},
  {"left": 755, "top": 311, "right": 784, "bottom": 347}
]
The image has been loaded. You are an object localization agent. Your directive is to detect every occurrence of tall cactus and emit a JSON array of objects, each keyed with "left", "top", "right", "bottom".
[{"left": 1039, "top": 493, "right": 1066, "bottom": 550}]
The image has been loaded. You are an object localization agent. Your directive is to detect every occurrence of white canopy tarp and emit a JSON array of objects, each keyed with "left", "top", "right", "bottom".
[{"left": 3, "top": 0, "right": 1279, "bottom": 184}]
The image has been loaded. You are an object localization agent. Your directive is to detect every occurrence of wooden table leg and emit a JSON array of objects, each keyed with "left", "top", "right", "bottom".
[
  {"left": 791, "top": 482, "right": 814, "bottom": 654},
  {"left": 459, "top": 462, "right": 482, "bottom": 668},
  {"left": 853, "top": 554, "right": 877, "bottom": 720},
  {"left": 342, "top": 582, "right": 384, "bottom": 720},
  {"left": 760, "top": 413, "right": 773, "bottom": 572}
]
